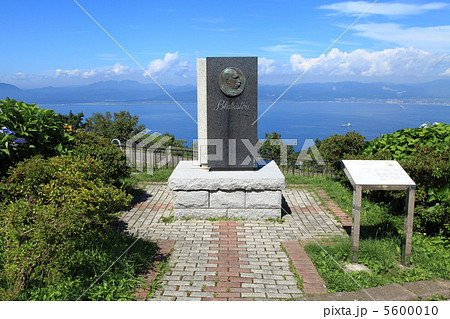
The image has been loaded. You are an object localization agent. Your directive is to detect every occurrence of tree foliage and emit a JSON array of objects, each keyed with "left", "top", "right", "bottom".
[
  {"left": 57, "top": 110, "right": 84, "bottom": 131},
  {"left": 84, "top": 111, "right": 145, "bottom": 141},
  {"left": 317, "top": 131, "right": 366, "bottom": 172},
  {"left": 259, "top": 131, "right": 295, "bottom": 159}
]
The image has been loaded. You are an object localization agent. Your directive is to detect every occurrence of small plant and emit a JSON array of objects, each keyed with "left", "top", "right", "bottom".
[
  {"left": 212, "top": 292, "right": 217, "bottom": 297},
  {"left": 226, "top": 286, "right": 231, "bottom": 292},
  {"left": 147, "top": 249, "right": 173, "bottom": 299},
  {"left": 426, "top": 294, "right": 448, "bottom": 301},
  {"left": 265, "top": 217, "right": 285, "bottom": 224},
  {"left": 201, "top": 284, "right": 206, "bottom": 292},
  {"left": 280, "top": 243, "right": 304, "bottom": 291},
  {"left": 189, "top": 281, "right": 193, "bottom": 286},
  {"left": 186, "top": 291, "right": 191, "bottom": 297},
  {"left": 160, "top": 216, "right": 175, "bottom": 224}
]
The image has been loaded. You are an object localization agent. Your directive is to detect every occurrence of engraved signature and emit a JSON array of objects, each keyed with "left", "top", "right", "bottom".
[{"left": 214, "top": 100, "right": 254, "bottom": 111}]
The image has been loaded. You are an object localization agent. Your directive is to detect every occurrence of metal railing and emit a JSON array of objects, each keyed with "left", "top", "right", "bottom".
[
  {"left": 124, "top": 146, "right": 194, "bottom": 171},
  {"left": 122, "top": 145, "right": 337, "bottom": 177},
  {"left": 259, "top": 156, "right": 337, "bottom": 177}
]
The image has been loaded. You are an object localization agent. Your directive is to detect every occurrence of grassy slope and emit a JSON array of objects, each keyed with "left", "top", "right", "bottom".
[{"left": 285, "top": 174, "right": 449, "bottom": 292}]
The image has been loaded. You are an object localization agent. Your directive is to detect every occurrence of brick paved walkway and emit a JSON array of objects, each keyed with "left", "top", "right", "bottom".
[{"left": 120, "top": 183, "right": 348, "bottom": 301}]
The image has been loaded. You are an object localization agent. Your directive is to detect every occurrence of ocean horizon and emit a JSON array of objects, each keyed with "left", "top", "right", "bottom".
[{"left": 43, "top": 101, "right": 450, "bottom": 151}]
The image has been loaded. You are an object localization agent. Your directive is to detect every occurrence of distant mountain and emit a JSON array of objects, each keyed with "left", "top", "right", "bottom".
[
  {"left": 0, "top": 83, "right": 23, "bottom": 98},
  {"left": 259, "top": 80, "right": 450, "bottom": 103},
  {"left": 1, "top": 79, "right": 449, "bottom": 104}
]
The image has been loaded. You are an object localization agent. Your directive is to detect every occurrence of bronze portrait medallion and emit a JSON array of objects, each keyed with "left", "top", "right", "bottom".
[{"left": 219, "top": 67, "right": 246, "bottom": 97}]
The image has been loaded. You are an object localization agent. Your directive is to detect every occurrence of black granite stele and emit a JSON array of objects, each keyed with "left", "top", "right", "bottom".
[{"left": 198, "top": 57, "right": 258, "bottom": 170}]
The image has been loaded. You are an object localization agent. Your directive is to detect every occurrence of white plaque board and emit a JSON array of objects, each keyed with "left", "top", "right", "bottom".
[{"left": 342, "top": 160, "right": 415, "bottom": 186}]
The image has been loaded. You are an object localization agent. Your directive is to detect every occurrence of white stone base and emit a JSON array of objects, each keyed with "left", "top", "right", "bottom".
[{"left": 168, "top": 161, "right": 286, "bottom": 219}]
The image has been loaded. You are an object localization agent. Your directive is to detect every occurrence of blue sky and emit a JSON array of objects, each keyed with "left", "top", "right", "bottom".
[{"left": 1, "top": 0, "right": 450, "bottom": 88}]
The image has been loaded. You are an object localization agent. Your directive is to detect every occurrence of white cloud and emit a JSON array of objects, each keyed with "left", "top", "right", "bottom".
[
  {"left": 110, "top": 63, "right": 131, "bottom": 76},
  {"left": 319, "top": 1, "right": 448, "bottom": 16},
  {"left": 13, "top": 72, "right": 26, "bottom": 79},
  {"left": 352, "top": 23, "right": 450, "bottom": 52},
  {"left": 54, "top": 68, "right": 81, "bottom": 78},
  {"left": 441, "top": 68, "right": 450, "bottom": 76},
  {"left": 290, "top": 47, "right": 449, "bottom": 79},
  {"left": 82, "top": 70, "right": 97, "bottom": 78},
  {"left": 143, "top": 52, "right": 192, "bottom": 78},
  {"left": 54, "top": 63, "right": 134, "bottom": 79},
  {"left": 144, "top": 52, "right": 180, "bottom": 77},
  {"left": 259, "top": 57, "right": 276, "bottom": 75}
]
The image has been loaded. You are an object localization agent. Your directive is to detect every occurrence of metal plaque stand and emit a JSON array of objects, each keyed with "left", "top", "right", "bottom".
[{"left": 342, "top": 160, "right": 416, "bottom": 266}]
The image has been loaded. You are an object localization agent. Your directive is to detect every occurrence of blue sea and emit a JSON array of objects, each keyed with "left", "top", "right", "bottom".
[{"left": 44, "top": 101, "right": 450, "bottom": 151}]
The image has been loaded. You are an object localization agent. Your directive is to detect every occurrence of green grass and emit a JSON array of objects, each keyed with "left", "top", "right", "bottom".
[
  {"left": 286, "top": 174, "right": 403, "bottom": 237},
  {"left": 1, "top": 229, "right": 158, "bottom": 301},
  {"left": 304, "top": 235, "right": 449, "bottom": 292},
  {"left": 280, "top": 243, "right": 303, "bottom": 292},
  {"left": 130, "top": 169, "right": 174, "bottom": 183},
  {"left": 121, "top": 169, "right": 174, "bottom": 193},
  {"left": 146, "top": 248, "right": 173, "bottom": 300},
  {"left": 284, "top": 174, "right": 450, "bottom": 293}
]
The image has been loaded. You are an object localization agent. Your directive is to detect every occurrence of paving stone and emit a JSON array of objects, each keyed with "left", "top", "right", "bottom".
[
  {"left": 241, "top": 292, "right": 267, "bottom": 298},
  {"left": 122, "top": 184, "right": 352, "bottom": 301},
  {"left": 402, "top": 280, "right": 450, "bottom": 299}
]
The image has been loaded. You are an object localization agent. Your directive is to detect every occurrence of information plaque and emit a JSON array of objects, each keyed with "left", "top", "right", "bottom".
[{"left": 342, "top": 160, "right": 416, "bottom": 266}]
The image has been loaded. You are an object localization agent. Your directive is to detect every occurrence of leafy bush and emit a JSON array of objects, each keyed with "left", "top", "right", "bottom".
[
  {"left": 0, "top": 98, "right": 72, "bottom": 176},
  {"left": 399, "top": 146, "right": 450, "bottom": 205},
  {"left": 365, "top": 123, "right": 450, "bottom": 160},
  {"left": 317, "top": 131, "right": 366, "bottom": 172},
  {"left": 362, "top": 124, "right": 450, "bottom": 236},
  {"left": 23, "top": 229, "right": 157, "bottom": 301},
  {"left": 0, "top": 155, "right": 132, "bottom": 299},
  {"left": 57, "top": 110, "right": 85, "bottom": 131},
  {"left": 69, "top": 131, "right": 131, "bottom": 185},
  {"left": 415, "top": 204, "right": 449, "bottom": 237}
]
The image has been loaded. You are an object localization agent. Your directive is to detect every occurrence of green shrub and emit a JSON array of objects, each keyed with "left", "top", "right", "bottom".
[
  {"left": 0, "top": 98, "right": 73, "bottom": 176},
  {"left": 0, "top": 155, "right": 131, "bottom": 299},
  {"left": 365, "top": 123, "right": 450, "bottom": 160},
  {"left": 69, "top": 131, "right": 131, "bottom": 185},
  {"left": 84, "top": 111, "right": 145, "bottom": 141},
  {"left": 317, "top": 131, "right": 366, "bottom": 172},
  {"left": 353, "top": 124, "right": 450, "bottom": 237},
  {"left": 415, "top": 203, "right": 449, "bottom": 237},
  {"left": 399, "top": 146, "right": 450, "bottom": 204},
  {"left": 24, "top": 229, "right": 157, "bottom": 301}
]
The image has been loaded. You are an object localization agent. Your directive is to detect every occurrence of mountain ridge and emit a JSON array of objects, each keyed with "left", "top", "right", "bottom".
[{"left": 1, "top": 79, "right": 449, "bottom": 104}]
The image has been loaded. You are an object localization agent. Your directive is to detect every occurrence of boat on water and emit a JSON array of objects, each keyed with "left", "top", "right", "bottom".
[{"left": 341, "top": 123, "right": 351, "bottom": 127}]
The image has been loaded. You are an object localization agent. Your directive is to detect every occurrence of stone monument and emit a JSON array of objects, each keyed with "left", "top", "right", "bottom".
[
  {"left": 168, "top": 57, "right": 285, "bottom": 219},
  {"left": 197, "top": 57, "right": 258, "bottom": 170}
]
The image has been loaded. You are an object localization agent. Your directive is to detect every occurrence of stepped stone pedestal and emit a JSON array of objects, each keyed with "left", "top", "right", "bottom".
[{"left": 168, "top": 160, "right": 285, "bottom": 219}]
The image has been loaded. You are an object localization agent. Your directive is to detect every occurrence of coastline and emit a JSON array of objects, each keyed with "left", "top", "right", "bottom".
[{"left": 45, "top": 100, "right": 450, "bottom": 107}]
